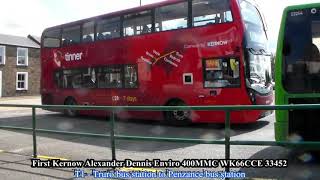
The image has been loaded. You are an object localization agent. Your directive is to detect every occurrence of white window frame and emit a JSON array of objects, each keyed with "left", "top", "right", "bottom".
[
  {"left": 16, "top": 72, "right": 28, "bottom": 90},
  {"left": 0, "top": 46, "right": 5, "bottom": 65},
  {"left": 17, "top": 47, "right": 28, "bottom": 66}
]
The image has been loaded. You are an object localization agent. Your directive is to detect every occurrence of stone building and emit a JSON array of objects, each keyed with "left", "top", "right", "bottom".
[{"left": 0, "top": 34, "right": 40, "bottom": 97}]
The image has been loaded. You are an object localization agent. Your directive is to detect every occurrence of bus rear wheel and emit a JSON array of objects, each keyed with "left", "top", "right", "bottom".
[
  {"left": 165, "top": 100, "right": 191, "bottom": 126},
  {"left": 64, "top": 98, "right": 78, "bottom": 117}
]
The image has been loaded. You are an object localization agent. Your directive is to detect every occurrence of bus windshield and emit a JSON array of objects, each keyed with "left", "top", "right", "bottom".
[
  {"left": 240, "top": 0, "right": 267, "bottom": 47},
  {"left": 283, "top": 8, "right": 320, "bottom": 93},
  {"left": 239, "top": 0, "right": 272, "bottom": 93}
]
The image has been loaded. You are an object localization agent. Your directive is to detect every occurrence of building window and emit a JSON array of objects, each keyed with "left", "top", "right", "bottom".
[
  {"left": 0, "top": 46, "right": 5, "bottom": 65},
  {"left": 17, "top": 48, "right": 28, "bottom": 66},
  {"left": 16, "top": 72, "right": 28, "bottom": 90}
]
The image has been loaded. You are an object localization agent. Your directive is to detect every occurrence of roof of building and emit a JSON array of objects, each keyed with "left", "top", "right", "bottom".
[{"left": 0, "top": 34, "right": 40, "bottom": 49}]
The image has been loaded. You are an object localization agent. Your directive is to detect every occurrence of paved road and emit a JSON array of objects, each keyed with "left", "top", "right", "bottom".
[{"left": 0, "top": 96, "right": 319, "bottom": 179}]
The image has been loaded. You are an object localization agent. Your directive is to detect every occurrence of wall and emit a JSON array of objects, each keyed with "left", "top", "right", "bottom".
[{"left": 0, "top": 45, "right": 40, "bottom": 97}]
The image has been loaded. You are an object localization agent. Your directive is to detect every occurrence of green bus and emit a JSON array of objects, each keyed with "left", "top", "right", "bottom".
[{"left": 275, "top": 3, "right": 320, "bottom": 142}]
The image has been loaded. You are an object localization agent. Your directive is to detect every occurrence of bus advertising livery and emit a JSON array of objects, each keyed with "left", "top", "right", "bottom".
[{"left": 41, "top": 0, "right": 273, "bottom": 125}]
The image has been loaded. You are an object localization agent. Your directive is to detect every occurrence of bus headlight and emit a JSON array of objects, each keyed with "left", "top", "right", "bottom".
[{"left": 248, "top": 89, "right": 256, "bottom": 104}]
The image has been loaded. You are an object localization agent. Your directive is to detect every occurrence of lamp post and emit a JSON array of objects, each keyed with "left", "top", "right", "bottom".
[{"left": 140, "top": 0, "right": 141, "bottom": 6}]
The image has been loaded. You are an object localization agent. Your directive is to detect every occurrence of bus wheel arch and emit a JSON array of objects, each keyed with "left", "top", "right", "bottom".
[
  {"left": 163, "top": 98, "right": 191, "bottom": 126},
  {"left": 64, "top": 96, "right": 78, "bottom": 117}
]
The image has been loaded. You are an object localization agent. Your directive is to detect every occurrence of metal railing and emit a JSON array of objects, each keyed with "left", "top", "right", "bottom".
[{"left": 0, "top": 104, "right": 320, "bottom": 173}]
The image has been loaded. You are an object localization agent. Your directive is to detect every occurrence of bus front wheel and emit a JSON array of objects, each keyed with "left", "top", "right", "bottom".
[
  {"left": 165, "top": 100, "right": 191, "bottom": 126},
  {"left": 64, "top": 98, "right": 78, "bottom": 117}
]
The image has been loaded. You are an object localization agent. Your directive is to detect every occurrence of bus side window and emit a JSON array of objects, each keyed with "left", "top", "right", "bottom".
[
  {"left": 82, "top": 68, "right": 96, "bottom": 88},
  {"left": 124, "top": 65, "right": 138, "bottom": 88},
  {"left": 63, "top": 39, "right": 70, "bottom": 46},
  {"left": 97, "top": 67, "right": 122, "bottom": 88},
  {"left": 192, "top": 0, "right": 232, "bottom": 27},
  {"left": 141, "top": 25, "right": 150, "bottom": 34},
  {"left": 97, "top": 33, "right": 105, "bottom": 40},
  {"left": 82, "top": 21, "right": 94, "bottom": 42},
  {"left": 72, "top": 74, "right": 82, "bottom": 88},
  {"left": 123, "top": 10, "right": 152, "bottom": 36},
  {"left": 155, "top": 2, "right": 188, "bottom": 32},
  {"left": 43, "top": 29, "right": 61, "bottom": 48},
  {"left": 204, "top": 58, "right": 240, "bottom": 88},
  {"left": 62, "top": 25, "right": 81, "bottom": 46},
  {"left": 96, "top": 17, "right": 121, "bottom": 40},
  {"left": 54, "top": 71, "right": 63, "bottom": 88}
]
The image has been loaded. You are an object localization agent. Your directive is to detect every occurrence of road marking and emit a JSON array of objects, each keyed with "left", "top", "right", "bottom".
[
  {"left": 11, "top": 147, "right": 31, "bottom": 153},
  {"left": 37, "top": 155, "right": 69, "bottom": 160},
  {"left": 119, "top": 167, "right": 161, "bottom": 173},
  {"left": 0, "top": 107, "right": 30, "bottom": 111}
]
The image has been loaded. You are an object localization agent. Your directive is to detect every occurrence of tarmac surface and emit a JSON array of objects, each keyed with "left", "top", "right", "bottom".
[{"left": 0, "top": 96, "right": 319, "bottom": 180}]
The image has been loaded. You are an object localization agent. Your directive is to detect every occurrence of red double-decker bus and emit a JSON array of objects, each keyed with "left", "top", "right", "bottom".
[{"left": 41, "top": 0, "right": 273, "bottom": 125}]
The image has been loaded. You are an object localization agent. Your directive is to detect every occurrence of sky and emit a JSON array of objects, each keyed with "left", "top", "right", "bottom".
[{"left": 0, "top": 0, "right": 319, "bottom": 52}]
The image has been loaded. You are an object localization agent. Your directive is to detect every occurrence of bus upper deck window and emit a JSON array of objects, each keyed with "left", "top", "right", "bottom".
[
  {"left": 96, "top": 17, "right": 120, "bottom": 40},
  {"left": 43, "top": 29, "right": 61, "bottom": 48},
  {"left": 62, "top": 25, "right": 81, "bottom": 46},
  {"left": 192, "top": 0, "right": 232, "bottom": 27},
  {"left": 155, "top": 2, "right": 188, "bottom": 32},
  {"left": 123, "top": 10, "right": 152, "bottom": 37},
  {"left": 82, "top": 21, "right": 94, "bottom": 43}
]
